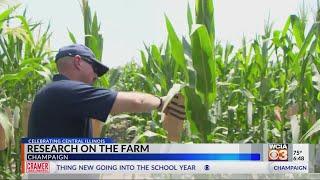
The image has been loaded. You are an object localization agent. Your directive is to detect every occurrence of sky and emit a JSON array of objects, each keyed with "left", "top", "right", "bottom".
[{"left": 14, "top": 0, "right": 318, "bottom": 68}]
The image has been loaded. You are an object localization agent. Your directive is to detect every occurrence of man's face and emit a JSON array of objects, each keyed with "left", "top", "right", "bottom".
[{"left": 74, "top": 55, "right": 98, "bottom": 84}]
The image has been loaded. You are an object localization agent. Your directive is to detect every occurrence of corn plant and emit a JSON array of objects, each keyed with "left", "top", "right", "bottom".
[
  {"left": 139, "top": 0, "right": 320, "bottom": 144},
  {"left": 0, "top": 5, "right": 54, "bottom": 178},
  {"left": 139, "top": 0, "right": 217, "bottom": 142}
]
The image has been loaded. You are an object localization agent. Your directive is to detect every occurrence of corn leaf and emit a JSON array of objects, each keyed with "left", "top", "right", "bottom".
[
  {"left": 190, "top": 24, "right": 216, "bottom": 106},
  {"left": 165, "top": 15, "right": 187, "bottom": 80},
  {"left": 0, "top": 5, "right": 18, "bottom": 30},
  {"left": 16, "top": 15, "right": 35, "bottom": 45},
  {"left": 187, "top": 3, "right": 193, "bottom": 34},
  {"left": 195, "top": 0, "right": 215, "bottom": 43},
  {"left": 67, "top": 29, "right": 77, "bottom": 43},
  {"left": 300, "top": 118, "right": 320, "bottom": 142},
  {"left": 295, "top": 23, "right": 320, "bottom": 62},
  {"left": 184, "top": 87, "right": 209, "bottom": 141},
  {"left": 290, "top": 15, "right": 304, "bottom": 48}
]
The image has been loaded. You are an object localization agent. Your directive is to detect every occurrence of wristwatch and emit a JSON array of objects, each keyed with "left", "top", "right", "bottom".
[{"left": 157, "top": 96, "right": 163, "bottom": 111}]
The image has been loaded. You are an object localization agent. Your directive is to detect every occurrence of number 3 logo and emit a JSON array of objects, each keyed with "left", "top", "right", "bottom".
[{"left": 278, "top": 149, "right": 288, "bottom": 160}]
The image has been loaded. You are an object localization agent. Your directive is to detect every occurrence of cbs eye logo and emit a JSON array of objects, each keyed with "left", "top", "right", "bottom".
[{"left": 268, "top": 144, "right": 288, "bottom": 161}]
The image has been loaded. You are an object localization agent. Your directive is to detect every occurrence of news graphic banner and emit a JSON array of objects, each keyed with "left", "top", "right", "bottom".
[{"left": 21, "top": 138, "right": 314, "bottom": 174}]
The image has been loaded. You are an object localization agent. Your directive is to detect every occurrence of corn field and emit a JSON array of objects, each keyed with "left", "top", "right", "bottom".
[{"left": 1, "top": 0, "right": 320, "bottom": 178}]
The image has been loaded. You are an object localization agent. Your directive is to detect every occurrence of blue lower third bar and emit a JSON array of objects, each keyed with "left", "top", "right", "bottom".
[{"left": 27, "top": 153, "right": 260, "bottom": 161}]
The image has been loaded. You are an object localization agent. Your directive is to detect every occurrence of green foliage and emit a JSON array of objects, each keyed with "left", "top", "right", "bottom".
[
  {"left": 190, "top": 24, "right": 216, "bottom": 106},
  {"left": 0, "top": 4, "right": 55, "bottom": 179},
  {"left": 81, "top": 0, "right": 103, "bottom": 60},
  {"left": 141, "top": 0, "right": 217, "bottom": 142},
  {"left": 195, "top": 0, "right": 215, "bottom": 44},
  {"left": 109, "top": 61, "right": 144, "bottom": 92},
  {"left": 139, "top": 0, "right": 320, "bottom": 144}
]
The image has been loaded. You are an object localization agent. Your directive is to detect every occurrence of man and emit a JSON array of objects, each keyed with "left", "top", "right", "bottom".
[{"left": 28, "top": 44, "right": 171, "bottom": 137}]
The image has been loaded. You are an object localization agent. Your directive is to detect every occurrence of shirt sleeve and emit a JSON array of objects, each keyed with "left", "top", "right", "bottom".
[{"left": 69, "top": 83, "right": 118, "bottom": 122}]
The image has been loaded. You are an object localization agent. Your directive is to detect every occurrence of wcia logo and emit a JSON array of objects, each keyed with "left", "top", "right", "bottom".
[{"left": 268, "top": 144, "right": 288, "bottom": 161}]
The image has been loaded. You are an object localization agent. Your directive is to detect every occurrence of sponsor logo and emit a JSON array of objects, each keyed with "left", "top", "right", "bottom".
[
  {"left": 26, "top": 161, "right": 50, "bottom": 173},
  {"left": 268, "top": 144, "right": 288, "bottom": 161}
]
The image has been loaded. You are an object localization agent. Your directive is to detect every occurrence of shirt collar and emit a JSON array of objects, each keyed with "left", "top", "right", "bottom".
[{"left": 52, "top": 74, "right": 70, "bottom": 81}]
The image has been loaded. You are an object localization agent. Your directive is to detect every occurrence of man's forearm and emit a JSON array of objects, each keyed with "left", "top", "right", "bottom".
[
  {"left": 110, "top": 92, "right": 161, "bottom": 114},
  {"left": 133, "top": 92, "right": 161, "bottom": 112}
]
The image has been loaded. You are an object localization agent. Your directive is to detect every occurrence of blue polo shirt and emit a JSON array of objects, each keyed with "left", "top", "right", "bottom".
[{"left": 28, "top": 74, "right": 117, "bottom": 137}]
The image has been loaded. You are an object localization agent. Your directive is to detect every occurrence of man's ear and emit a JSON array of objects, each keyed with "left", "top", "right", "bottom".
[{"left": 73, "top": 55, "right": 82, "bottom": 70}]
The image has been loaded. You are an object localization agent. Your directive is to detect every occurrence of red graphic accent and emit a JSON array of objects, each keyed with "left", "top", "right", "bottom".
[{"left": 21, "top": 144, "right": 25, "bottom": 174}]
